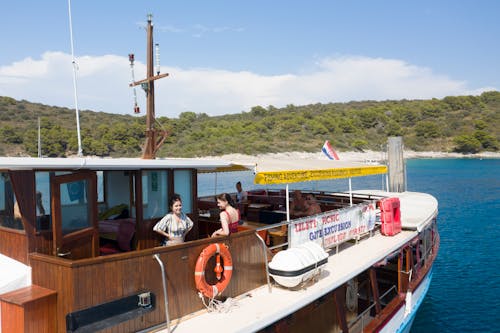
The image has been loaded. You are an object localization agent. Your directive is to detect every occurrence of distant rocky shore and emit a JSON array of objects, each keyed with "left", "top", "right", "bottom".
[{"left": 214, "top": 150, "right": 500, "bottom": 162}]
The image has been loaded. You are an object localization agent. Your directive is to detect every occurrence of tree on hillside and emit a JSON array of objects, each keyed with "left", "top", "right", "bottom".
[
  {"left": 415, "top": 121, "right": 441, "bottom": 138},
  {"left": 474, "top": 130, "right": 498, "bottom": 150},
  {"left": 0, "top": 126, "right": 23, "bottom": 144},
  {"left": 1, "top": 92, "right": 499, "bottom": 157},
  {"left": 453, "top": 135, "right": 482, "bottom": 153}
]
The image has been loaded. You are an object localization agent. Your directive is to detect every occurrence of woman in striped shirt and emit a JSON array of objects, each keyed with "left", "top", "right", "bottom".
[{"left": 153, "top": 193, "right": 194, "bottom": 246}]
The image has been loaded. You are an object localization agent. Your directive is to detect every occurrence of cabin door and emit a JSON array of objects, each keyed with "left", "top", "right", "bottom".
[{"left": 51, "top": 171, "right": 99, "bottom": 259}]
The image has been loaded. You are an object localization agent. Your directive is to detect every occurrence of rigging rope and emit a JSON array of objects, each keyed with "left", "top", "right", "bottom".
[{"left": 198, "top": 292, "right": 239, "bottom": 313}]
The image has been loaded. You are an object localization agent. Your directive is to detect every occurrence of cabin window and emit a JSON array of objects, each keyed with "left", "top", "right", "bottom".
[
  {"left": 174, "top": 170, "right": 193, "bottom": 213},
  {"left": 101, "top": 171, "right": 133, "bottom": 218},
  {"left": 142, "top": 170, "right": 168, "bottom": 219},
  {"left": 59, "top": 179, "right": 91, "bottom": 235},
  {"left": 345, "top": 278, "right": 360, "bottom": 324},
  {"left": 374, "top": 254, "right": 399, "bottom": 304},
  {"left": 35, "top": 172, "right": 52, "bottom": 230},
  {"left": 97, "top": 171, "right": 104, "bottom": 203},
  {"left": 421, "top": 225, "right": 434, "bottom": 264},
  {"left": 0, "top": 172, "right": 23, "bottom": 230}
]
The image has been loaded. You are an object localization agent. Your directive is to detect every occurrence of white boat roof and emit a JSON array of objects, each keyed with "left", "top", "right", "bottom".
[
  {"left": 353, "top": 190, "right": 438, "bottom": 231},
  {"left": 0, "top": 157, "right": 252, "bottom": 173},
  {"left": 166, "top": 190, "right": 437, "bottom": 333}
]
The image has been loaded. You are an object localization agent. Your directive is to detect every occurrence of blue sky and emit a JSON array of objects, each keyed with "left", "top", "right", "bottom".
[{"left": 0, "top": 0, "right": 498, "bottom": 117}]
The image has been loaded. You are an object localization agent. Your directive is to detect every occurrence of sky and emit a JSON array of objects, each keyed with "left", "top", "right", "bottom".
[{"left": 0, "top": 0, "right": 499, "bottom": 118}]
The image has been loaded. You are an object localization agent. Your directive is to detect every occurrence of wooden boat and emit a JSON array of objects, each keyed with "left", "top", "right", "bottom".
[
  {"left": 0, "top": 156, "right": 439, "bottom": 333},
  {"left": 0, "top": 15, "right": 438, "bottom": 333}
]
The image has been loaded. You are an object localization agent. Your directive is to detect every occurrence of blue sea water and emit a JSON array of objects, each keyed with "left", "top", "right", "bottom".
[
  {"left": 408, "top": 159, "right": 500, "bottom": 333},
  {"left": 199, "top": 158, "right": 500, "bottom": 332}
]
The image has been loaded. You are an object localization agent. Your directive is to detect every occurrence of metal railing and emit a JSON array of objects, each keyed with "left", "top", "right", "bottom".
[
  {"left": 252, "top": 205, "right": 382, "bottom": 294},
  {"left": 347, "top": 284, "right": 397, "bottom": 332},
  {"left": 153, "top": 254, "right": 171, "bottom": 333}
]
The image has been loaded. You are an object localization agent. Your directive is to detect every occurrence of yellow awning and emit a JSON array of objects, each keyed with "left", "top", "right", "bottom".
[
  {"left": 223, "top": 157, "right": 387, "bottom": 185},
  {"left": 255, "top": 164, "right": 387, "bottom": 184}
]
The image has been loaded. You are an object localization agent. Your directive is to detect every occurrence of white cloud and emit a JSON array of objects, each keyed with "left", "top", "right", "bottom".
[
  {"left": 0, "top": 52, "right": 494, "bottom": 117},
  {"left": 158, "top": 25, "right": 184, "bottom": 33},
  {"left": 155, "top": 23, "right": 243, "bottom": 38}
]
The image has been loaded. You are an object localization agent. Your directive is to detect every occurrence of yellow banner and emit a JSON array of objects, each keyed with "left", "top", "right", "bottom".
[{"left": 254, "top": 165, "right": 387, "bottom": 185}]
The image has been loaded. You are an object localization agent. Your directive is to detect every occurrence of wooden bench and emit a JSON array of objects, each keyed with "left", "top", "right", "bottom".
[{"left": 0, "top": 285, "right": 57, "bottom": 333}]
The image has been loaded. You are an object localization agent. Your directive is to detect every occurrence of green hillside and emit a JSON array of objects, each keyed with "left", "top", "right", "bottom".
[{"left": 0, "top": 91, "right": 499, "bottom": 157}]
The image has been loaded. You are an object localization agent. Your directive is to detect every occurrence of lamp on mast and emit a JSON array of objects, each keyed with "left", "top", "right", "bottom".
[
  {"left": 129, "top": 53, "right": 140, "bottom": 114},
  {"left": 129, "top": 14, "right": 169, "bottom": 159},
  {"left": 155, "top": 43, "right": 161, "bottom": 75}
]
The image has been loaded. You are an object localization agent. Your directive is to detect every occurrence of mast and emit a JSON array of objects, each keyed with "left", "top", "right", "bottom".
[
  {"left": 130, "top": 14, "right": 169, "bottom": 159},
  {"left": 37, "top": 117, "right": 42, "bottom": 158},
  {"left": 67, "top": 0, "right": 83, "bottom": 156}
]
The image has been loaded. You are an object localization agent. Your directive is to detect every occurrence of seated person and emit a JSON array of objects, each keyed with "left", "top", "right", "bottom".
[
  {"left": 235, "top": 181, "right": 248, "bottom": 217},
  {"left": 212, "top": 193, "right": 240, "bottom": 237},
  {"left": 290, "top": 190, "right": 308, "bottom": 217},
  {"left": 305, "top": 194, "right": 322, "bottom": 215},
  {"left": 235, "top": 181, "right": 248, "bottom": 203},
  {"left": 153, "top": 194, "right": 193, "bottom": 246}
]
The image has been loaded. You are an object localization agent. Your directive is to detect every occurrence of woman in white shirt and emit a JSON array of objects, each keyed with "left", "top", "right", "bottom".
[{"left": 153, "top": 194, "right": 193, "bottom": 246}]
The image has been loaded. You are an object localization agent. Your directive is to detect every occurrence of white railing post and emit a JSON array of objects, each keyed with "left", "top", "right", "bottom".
[{"left": 154, "top": 254, "right": 170, "bottom": 333}]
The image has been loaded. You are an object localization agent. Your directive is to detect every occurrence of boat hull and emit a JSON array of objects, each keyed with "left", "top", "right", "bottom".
[{"left": 379, "top": 268, "right": 433, "bottom": 333}]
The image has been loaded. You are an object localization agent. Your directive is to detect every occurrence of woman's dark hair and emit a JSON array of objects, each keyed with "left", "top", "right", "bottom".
[
  {"left": 217, "top": 193, "right": 235, "bottom": 208},
  {"left": 169, "top": 193, "right": 182, "bottom": 211}
]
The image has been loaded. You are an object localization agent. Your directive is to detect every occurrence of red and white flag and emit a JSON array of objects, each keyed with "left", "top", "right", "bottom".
[{"left": 322, "top": 140, "right": 340, "bottom": 160}]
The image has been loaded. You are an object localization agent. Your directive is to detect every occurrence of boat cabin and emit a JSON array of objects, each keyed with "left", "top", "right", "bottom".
[{"left": 0, "top": 157, "right": 253, "bottom": 263}]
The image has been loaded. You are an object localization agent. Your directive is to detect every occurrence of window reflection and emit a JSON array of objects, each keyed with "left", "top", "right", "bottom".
[
  {"left": 0, "top": 172, "right": 24, "bottom": 230},
  {"left": 142, "top": 170, "right": 168, "bottom": 219},
  {"left": 60, "top": 179, "right": 91, "bottom": 235},
  {"left": 174, "top": 170, "right": 193, "bottom": 213},
  {"left": 35, "top": 172, "right": 51, "bottom": 230}
]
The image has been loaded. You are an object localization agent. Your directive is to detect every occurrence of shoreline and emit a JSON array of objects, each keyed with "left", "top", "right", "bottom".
[
  {"left": 10, "top": 150, "right": 499, "bottom": 162},
  {"left": 212, "top": 150, "right": 500, "bottom": 162}
]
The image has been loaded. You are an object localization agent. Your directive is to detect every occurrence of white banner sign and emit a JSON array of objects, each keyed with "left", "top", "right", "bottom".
[{"left": 289, "top": 202, "right": 376, "bottom": 248}]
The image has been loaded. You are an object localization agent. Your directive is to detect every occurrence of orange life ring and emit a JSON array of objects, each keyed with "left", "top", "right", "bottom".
[{"left": 194, "top": 243, "right": 233, "bottom": 298}]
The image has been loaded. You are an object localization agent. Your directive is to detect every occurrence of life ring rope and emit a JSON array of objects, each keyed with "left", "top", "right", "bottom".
[{"left": 194, "top": 243, "right": 233, "bottom": 298}]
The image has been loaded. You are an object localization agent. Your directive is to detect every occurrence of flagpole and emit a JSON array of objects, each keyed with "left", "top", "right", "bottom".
[
  {"left": 67, "top": 0, "right": 83, "bottom": 157},
  {"left": 37, "top": 117, "right": 41, "bottom": 158}
]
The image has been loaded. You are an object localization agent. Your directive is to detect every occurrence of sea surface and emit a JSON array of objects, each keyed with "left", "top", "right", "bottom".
[
  {"left": 407, "top": 159, "right": 500, "bottom": 333},
  {"left": 199, "top": 158, "right": 500, "bottom": 333}
]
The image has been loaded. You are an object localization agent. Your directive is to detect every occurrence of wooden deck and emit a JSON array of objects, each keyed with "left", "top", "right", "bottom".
[{"left": 27, "top": 230, "right": 267, "bottom": 332}]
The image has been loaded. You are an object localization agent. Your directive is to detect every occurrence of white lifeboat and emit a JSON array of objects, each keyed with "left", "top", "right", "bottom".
[
  {"left": 268, "top": 242, "right": 328, "bottom": 288},
  {"left": 0, "top": 254, "right": 31, "bottom": 294}
]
